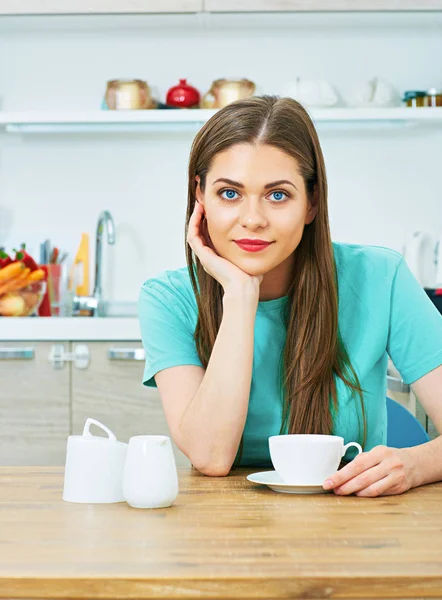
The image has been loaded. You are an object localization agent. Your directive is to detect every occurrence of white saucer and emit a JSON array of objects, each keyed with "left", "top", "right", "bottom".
[{"left": 246, "top": 471, "right": 331, "bottom": 494}]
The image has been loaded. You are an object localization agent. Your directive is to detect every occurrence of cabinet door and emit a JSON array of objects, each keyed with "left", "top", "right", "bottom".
[
  {"left": 71, "top": 342, "right": 190, "bottom": 467},
  {"left": 0, "top": 0, "right": 203, "bottom": 14},
  {"left": 0, "top": 341, "right": 70, "bottom": 465}
]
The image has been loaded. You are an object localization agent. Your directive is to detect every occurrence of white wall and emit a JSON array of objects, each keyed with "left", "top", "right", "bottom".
[{"left": 1, "top": 11, "right": 442, "bottom": 302}]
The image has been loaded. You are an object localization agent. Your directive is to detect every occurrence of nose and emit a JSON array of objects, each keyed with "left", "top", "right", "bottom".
[{"left": 238, "top": 199, "right": 268, "bottom": 230}]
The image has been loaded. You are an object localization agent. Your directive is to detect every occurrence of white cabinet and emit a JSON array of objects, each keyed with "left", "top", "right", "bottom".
[{"left": 0, "top": 0, "right": 203, "bottom": 15}]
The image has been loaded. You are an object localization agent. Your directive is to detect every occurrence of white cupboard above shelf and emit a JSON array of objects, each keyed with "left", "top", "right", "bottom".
[
  {"left": 205, "top": 0, "right": 442, "bottom": 11},
  {"left": 0, "top": 0, "right": 203, "bottom": 14},
  {"left": 1, "top": 108, "right": 442, "bottom": 133},
  {"left": 0, "top": 0, "right": 441, "bottom": 13}
]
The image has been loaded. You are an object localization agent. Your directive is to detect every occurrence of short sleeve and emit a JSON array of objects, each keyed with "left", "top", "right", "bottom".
[
  {"left": 387, "top": 257, "right": 442, "bottom": 384},
  {"left": 138, "top": 281, "right": 203, "bottom": 387}
]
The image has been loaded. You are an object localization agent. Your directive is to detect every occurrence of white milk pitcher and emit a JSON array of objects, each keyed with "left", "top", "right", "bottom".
[
  {"left": 63, "top": 418, "right": 128, "bottom": 504},
  {"left": 123, "top": 435, "right": 179, "bottom": 509}
]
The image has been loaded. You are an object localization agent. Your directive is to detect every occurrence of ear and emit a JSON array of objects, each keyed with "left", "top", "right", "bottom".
[
  {"left": 195, "top": 175, "right": 204, "bottom": 206},
  {"left": 305, "top": 183, "right": 319, "bottom": 225}
]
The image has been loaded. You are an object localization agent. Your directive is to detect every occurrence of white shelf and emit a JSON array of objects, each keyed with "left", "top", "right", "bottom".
[
  {"left": 0, "top": 109, "right": 218, "bottom": 133},
  {"left": 0, "top": 0, "right": 441, "bottom": 13},
  {"left": 0, "top": 0, "right": 203, "bottom": 15},
  {"left": 1, "top": 108, "right": 442, "bottom": 133}
]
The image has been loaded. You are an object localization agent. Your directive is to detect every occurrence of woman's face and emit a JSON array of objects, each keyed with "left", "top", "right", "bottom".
[{"left": 196, "top": 143, "right": 318, "bottom": 284}]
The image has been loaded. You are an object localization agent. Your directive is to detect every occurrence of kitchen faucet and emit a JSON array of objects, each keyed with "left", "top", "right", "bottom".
[{"left": 72, "top": 210, "right": 116, "bottom": 317}]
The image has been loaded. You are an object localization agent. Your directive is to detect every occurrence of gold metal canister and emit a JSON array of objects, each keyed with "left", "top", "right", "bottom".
[{"left": 105, "top": 79, "right": 154, "bottom": 110}]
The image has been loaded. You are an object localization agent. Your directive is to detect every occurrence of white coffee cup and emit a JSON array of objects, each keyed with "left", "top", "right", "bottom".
[
  {"left": 62, "top": 418, "right": 128, "bottom": 504},
  {"left": 123, "top": 435, "right": 179, "bottom": 509},
  {"left": 269, "top": 434, "right": 362, "bottom": 485}
]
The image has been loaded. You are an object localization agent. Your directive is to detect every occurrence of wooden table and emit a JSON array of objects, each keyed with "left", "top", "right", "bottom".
[{"left": 0, "top": 467, "right": 442, "bottom": 600}]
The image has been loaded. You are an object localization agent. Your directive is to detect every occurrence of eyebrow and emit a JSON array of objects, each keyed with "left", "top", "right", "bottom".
[{"left": 212, "top": 178, "right": 298, "bottom": 191}]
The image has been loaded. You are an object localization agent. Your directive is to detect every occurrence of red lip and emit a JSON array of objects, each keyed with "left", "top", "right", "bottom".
[
  {"left": 235, "top": 239, "right": 272, "bottom": 245},
  {"left": 234, "top": 240, "right": 273, "bottom": 253}
]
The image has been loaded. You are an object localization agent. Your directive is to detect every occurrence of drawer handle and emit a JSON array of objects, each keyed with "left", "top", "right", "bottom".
[
  {"left": 0, "top": 347, "right": 34, "bottom": 360},
  {"left": 387, "top": 375, "right": 410, "bottom": 394},
  {"left": 108, "top": 348, "right": 145, "bottom": 361}
]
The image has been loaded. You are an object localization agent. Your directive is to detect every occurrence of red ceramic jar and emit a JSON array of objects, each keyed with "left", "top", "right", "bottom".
[{"left": 166, "top": 79, "right": 201, "bottom": 108}]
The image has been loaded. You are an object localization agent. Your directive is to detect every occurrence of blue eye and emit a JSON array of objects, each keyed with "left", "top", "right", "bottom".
[
  {"left": 220, "top": 188, "right": 239, "bottom": 201},
  {"left": 268, "top": 191, "right": 288, "bottom": 202}
]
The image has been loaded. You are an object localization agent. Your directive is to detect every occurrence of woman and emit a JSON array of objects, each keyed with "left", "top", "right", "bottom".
[{"left": 138, "top": 95, "right": 442, "bottom": 497}]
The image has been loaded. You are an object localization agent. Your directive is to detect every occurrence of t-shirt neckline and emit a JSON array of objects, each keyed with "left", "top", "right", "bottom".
[{"left": 257, "top": 295, "right": 289, "bottom": 313}]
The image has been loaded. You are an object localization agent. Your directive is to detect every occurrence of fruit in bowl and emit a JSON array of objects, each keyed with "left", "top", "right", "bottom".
[
  {"left": 0, "top": 250, "right": 47, "bottom": 317},
  {"left": 0, "top": 280, "right": 47, "bottom": 316}
]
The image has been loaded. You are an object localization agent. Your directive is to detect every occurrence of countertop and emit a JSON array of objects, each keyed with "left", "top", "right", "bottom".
[
  {"left": 1, "top": 467, "right": 442, "bottom": 599},
  {"left": 0, "top": 317, "right": 141, "bottom": 340}
]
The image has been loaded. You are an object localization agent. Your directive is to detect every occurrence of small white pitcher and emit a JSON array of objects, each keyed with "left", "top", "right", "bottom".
[
  {"left": 123, "top": 435, "right": 179, "bottom": 509},
  {"left": 62, "top": 418, "right": 128, "bottom": 504}
]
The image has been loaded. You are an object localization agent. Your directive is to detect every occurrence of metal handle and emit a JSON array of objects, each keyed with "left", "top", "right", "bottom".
[
  {"left": 0, "top": 347, "right": 34, "bottom": 360},
  {"left": 108, "top": 348, "right": 145, "bottom": 361},
  {"left": 48, "top": 344, "right": 90, "bottom": 370},
  {"left": 387, "top": 375, "right": 410, "bottom": 393}
]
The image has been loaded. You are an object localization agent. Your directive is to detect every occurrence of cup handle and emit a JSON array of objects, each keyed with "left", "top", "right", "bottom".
[
  {"left": 82, "top": 418, "right": 117, "bottom": 441},
  {"left": 342, "top": 441, "right": 363, "bottom": 457}
]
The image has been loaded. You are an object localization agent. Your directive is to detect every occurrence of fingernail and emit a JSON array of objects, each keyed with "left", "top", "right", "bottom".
[{"left": 323, "top": 480, "right": 334, "bottom": 490}]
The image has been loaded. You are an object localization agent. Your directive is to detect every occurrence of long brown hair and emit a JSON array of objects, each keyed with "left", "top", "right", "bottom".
[{"left": 184, "top": 96, "right": 366, "bottom": 464}]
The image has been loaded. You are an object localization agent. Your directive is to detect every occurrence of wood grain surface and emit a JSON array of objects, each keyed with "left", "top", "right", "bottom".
[{"left": 0, "top": 467, "right": 441, "bottom": 599}]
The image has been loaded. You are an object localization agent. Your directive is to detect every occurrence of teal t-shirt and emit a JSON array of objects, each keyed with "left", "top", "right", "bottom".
[{"left": 138, "top": 242, "right": 442, "bottom": 466}]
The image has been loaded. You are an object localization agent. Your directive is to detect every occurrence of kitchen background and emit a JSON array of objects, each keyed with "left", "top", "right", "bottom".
[
  {"left": 0, "top": 5, "right": 441, "bottom": 465},
  {"left": 1, "top": 10, "right": 442, "bottom": 302}
]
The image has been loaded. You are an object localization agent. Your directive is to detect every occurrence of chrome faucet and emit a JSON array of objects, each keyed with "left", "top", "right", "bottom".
[{"left": 72, "top": 210, "right": 116, "bottom": 317}]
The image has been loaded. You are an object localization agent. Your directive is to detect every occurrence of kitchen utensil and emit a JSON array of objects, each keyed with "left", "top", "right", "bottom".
[
  {"left": 348, "top": 77, "right": 400, "bottom": 107},
  {"left": 123, "top": 435, "right": 178, "bottom": 509},
  {"left": 200, "top": 78, "right": 255, "bottom": 109},
  {"left": 63, "top": 418, "right": 128, "bottom": 504},
  {"left": 50, "top": 247, "right": 59, "bottom": 264},
  {"left": 426, "top": 88, "right": 442, "bottom": 107},
  {"left": 403, "top": 89, "right": 442, "bottom": 108},
  {"left": 39, "top": 239, "right": 51, "bottom": 264},
  {"left": 166, "top": 78, "right": 200, "bottom": 108},
  {"left": 71, "top": 233, "right": 89, "bottom": 297},
  {"left": 284, "top": 77, "right": 339, "bottom": 107},
  {"left": 403, "top": 231, "right": 435, "bottom": 287},
  {"left": 103, "top": 79, "right": 155, "bottom": 110},
  {"left": 403, "top": 91, "right": 427, "bottom": 107},
  {"left": 269, "top": 434, "right": 362, "bottom": 485},
  {"left": 46, "top": 263, "right": 71, "bottom": 317},
  {"left": 434, "top": 233, "right": 442, "bottom": 288},
  {"left": 247, "top": 471, "right": 331, "bottom": 494},
  {"left": 38, "top": 265, "right": 52, "bottom": 317}
]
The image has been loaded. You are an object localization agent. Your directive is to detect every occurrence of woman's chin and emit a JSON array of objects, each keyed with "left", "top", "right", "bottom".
[{"left": 233, "top": 258, "right": 267, "bottom": 277}]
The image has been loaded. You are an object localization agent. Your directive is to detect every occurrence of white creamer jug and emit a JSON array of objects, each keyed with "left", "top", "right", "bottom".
[{"left": 123, "top": 435, "right": 179, "bottom": 509}]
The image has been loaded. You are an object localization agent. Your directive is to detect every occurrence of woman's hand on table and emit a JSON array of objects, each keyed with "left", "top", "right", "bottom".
[{"left": 322, "top": 445, "right": 417, "bottom": 497}]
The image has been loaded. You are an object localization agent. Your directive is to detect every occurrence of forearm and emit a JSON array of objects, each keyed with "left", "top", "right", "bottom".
[
  {"left": 178, "top": 289, "right": 258, "bottom": 476},
  {"left": 407, "top": 435, "right": 442, "bottom": 488}
]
